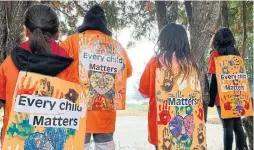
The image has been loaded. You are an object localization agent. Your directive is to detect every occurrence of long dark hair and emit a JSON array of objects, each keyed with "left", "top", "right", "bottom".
[
  {"left": 155, "top": 23, "right": 199, "bottom": 80},
  {"left": 24, "top": 5, "right": 59, "bottom": 54},
  {"left": 212, "top": 27, "right": 240, "bottom": 56}
]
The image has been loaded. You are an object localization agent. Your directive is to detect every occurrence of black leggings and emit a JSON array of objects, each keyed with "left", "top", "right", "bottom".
[{"left": 217, "top": 107, "right": 245, "bottom": 150}]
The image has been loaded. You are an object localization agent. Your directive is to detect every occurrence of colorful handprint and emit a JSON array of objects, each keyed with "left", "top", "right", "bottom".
[
  {"left": 16, "top": 76, "right": 38, "bottom": 95},
  {"left": 157, "top": 100, "right": 171, "bottom": 125},
  {"left": 92, "top": 95, "right": 103, "bottom": 110},
  {"left": 161, "top": 127, "right": 171, "bottom": 150}
]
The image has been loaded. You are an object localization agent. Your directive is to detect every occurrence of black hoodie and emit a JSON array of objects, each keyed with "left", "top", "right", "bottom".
[
  {"left": 11, "top": 46, "right": 73, "bottom": 76},
  {"left": 77, "top": 5, "right": 112, "bottom": 36}
]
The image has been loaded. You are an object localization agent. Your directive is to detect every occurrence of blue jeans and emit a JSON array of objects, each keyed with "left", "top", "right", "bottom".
[{"left": 217, "top": 107, "right": 245, "bottom": 150}]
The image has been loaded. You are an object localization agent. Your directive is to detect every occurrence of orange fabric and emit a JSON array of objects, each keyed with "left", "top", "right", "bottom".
[
  {"left": 60, "top": 30, "right": 132, "bottom": 133},
  {"left": 0, "top": 49, "right": 74, "bottom": 142},
  {"left": 139, "top": 57, "right": 159, "bottom": 145},
  {"left": 208, "top": 50, "right": 220, "bottom": 106},
  {"left": 208, "top": 50, "right": 219, "bottom": 74}
]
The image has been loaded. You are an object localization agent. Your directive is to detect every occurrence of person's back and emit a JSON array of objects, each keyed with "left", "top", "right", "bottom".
[
  {"left": 60, "top": 5, "right": 132, "bottom": 150},
  {"left": 0, "top": 4, "right": 75, "bottom": 142},
  {"left": 139, "top": 23, "right": 205, "bottom": 150},
  {"left": 208, "top": 27, "right": 246, "bottom": 150}
]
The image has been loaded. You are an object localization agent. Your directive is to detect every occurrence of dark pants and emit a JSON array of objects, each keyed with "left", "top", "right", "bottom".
[
  {"left": 217, "top": 107, "right": 245, "bottom": 150},
  {"left": 155, "top": 146, "right": 158, "bottom": 150}
]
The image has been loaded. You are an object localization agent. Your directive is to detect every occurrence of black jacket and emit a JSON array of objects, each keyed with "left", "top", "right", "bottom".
[
  {"left": 11, "top": 46, "right": 73, "bottom": 76},
  {"left": 208, "top": 74, "right": 218, "bottom": 107}
]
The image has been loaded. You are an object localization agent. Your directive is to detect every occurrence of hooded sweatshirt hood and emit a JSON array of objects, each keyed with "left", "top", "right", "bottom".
[
  {"left": 77, "top": 5, "right": 112, "bottom": 36},
  {"left": 11, "top": 46, "right": 73, "bottom": 76}
]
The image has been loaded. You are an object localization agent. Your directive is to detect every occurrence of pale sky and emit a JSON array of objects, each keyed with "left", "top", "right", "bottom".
[{"left": 117, "top": 28, "right": 155, "bottom": 98}]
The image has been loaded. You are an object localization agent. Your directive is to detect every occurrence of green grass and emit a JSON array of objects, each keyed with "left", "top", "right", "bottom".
[
  {"left": 117, "top": 103, "right": 148, "bottom": 116},
  {"left": 207, "top": 107, "right": 218, "bottom": 116}
]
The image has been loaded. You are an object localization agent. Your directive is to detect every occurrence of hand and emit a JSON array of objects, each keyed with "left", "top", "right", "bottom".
[
  {"left": 219, "top": 60, "right": 229, "bottom": 74},
  {"left": 79, "top": 92, "right": 88, "bottom": 113},
  {"left": 197, "top": 107, "right": 204, "bottom": 121},
  {"left": 224, "top": 101, "right": 232, "bottom": 110},
  {"left": 244, "top": 102, "right": 249, "bottom": 110},
  {"left": 197, "top": 124, "right": 205, "bottom": 145},
  {"left": 92, "top": 95, "right": 103, "bottom": 110},
  {"left": 157, "top": 100, "right": 171, "bottom": 125},
  {"left": 114, "top": 89, "right": 125, "bottom": 109},
  {"left": 243, "top": 94, "right": 250, "bottom": 110},
  {"left": 221, "top": 95, "right": 232, "bottom": 110},
  {"left": 161, "top": 127, "right": 171, "bottom": 150},
  {"left": 229, "top": 56, "right": 240, "bottom": 66},
  {"left": 16, "top": 76, "right": 38, "bottom": 95},
  {"left": 54, "top": 89, "right": 63, "bottom": 99}
]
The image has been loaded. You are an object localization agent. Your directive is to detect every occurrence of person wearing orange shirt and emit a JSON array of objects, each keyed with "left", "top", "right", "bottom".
[
  {"left": 0, "top": 5, "right": 75, "bottom": 143},
  {"left": 208, "top": 28, "right": 245, "bottom": 150},
  {"left": 139, "top": 23, "right": 199, "bottom": 149},
  {"left": 60, "top": 5, "right": 132, "bottom": 150}
]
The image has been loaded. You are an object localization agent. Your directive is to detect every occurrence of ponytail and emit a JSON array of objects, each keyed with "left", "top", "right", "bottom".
[
  {"left": 24, "top": 5, "right": 59, "bottom": 54},
  {"left": 30, "top": 28, "right": 51, "bottom": 54}
]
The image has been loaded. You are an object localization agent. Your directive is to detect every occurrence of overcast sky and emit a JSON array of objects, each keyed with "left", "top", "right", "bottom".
[{"left": 117, "top": 28, "right": 155, "bottom": 99}]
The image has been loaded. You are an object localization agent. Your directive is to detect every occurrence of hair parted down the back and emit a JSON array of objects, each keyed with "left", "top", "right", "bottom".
[{"left": 24, "top": 4, "right": 59, "bottom": 54}]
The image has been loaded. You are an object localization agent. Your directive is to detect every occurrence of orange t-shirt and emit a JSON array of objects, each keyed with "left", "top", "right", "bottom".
[
  {"left": 60, "top": 30, "right": 132, "bottom": 133},
  {"left": 0, "top": 42, "right": 75, "bottom": 141},
  {"left": 139, "top": 57, "right": 159, "bottom": 145},
  {"left": 208, "top": 50, "right": 220, "bottom": 106}
]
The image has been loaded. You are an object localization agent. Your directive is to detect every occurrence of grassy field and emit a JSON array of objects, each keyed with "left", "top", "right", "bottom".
[{"left": 117, "top": 103, "right": 148, "bottom": 116}]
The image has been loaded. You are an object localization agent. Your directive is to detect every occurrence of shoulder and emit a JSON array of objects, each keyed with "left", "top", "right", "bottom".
[
  {"left": 65, "top": 33, "right": 80, "bottom": 41},
  {"left": 210, "top": 50, "right": 219, "bottom": 58},
  {"left": 144, "top": 57, "right": 159, "bottom": 71},
  {"left": 0, "top": 56, "right": 12, "bottom": 68},
  {"left": 0, "top": 56, "right": 15, "bottom": 76},
  {"left": 60, "top": 33, "right": 80, "bottom": 48},
  {"left": 148, "top": 57, "right": 159, "bottom": 67},
  {"left": 60, "top": 33, "right": 80, "bottom": 57}
]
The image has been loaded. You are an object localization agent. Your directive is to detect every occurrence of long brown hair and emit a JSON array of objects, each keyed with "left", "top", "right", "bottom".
[{"left": 155, "top": 23, "right": 199, "bottom": 80}]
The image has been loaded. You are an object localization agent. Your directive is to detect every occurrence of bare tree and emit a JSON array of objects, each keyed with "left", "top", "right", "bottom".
[
  {"left": 0, "top": 1, "right": 32, "bottom": 63},
  {"left": 185, "top": 1, "right": 221, "bottom": 109},
  {"left": 221, "top": 1, "right": 229, "bottom": 28},
  {"left": 155, "top": 1, "right": 178, "bottom": 31},
  {"left": 241, "top": 1, "right": 247, "bottom": 59}
]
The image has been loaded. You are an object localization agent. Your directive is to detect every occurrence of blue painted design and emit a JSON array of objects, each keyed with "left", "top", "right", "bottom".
[
  {"left": 24, "top": 133, "right": 53, "bottom": 150},
  {"left": 45, "top": 127, "right": 67, "bottom": 150}
]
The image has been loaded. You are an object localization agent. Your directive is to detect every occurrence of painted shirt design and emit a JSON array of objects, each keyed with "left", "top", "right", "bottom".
[
  {"left": 156, "top": 68, "right": 206, "bottom": 150},
  {"left": 215, "top": 55, "right": 252, "bottom": 118},
  {"left": 79, "top": 33, "right": 127, "bottom": 110},
  {"left": 2, "top": 71, "right": 87, "bottom": 150}
]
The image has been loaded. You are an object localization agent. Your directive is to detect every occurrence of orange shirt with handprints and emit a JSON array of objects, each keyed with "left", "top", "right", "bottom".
[{"left": 60, "top": 30, "right": 133, "bottom": 133}]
